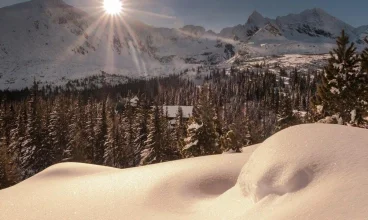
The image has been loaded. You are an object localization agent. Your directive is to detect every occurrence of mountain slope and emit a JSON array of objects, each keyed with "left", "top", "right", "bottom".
[
  {"left": 220, "top": 8, "right": 363, "bottom": 44},
  {"left": 355, "top": 25, "right": 368, "bottom": 44},
  {"left": 276, "top": 8, "right": 355, "bottom": 42},
  {"left": 0, "top": 0, "right": 234, "bottom": 90}
]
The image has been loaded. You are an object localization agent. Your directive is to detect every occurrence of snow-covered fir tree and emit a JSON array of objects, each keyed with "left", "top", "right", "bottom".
[
  {"left": 122, "top": 101, "right": 135, "bottom": 166},
  {"left": 21, "top": 83, "right": 48, "bottom": 179},
  {"left": 183, "top": 86, "right": 220, "bottom": 157},
  {"left": 133, "top": 99, "right": 149, "bottom": 166},
  {"left": 362, "top": 38, "right": 368, "bottom": 72},
  {"left": 84, "top": 99, "right": 96, "bottom": 163},
  {"left": 93, "top": 101, "right": 107, "bottom": 165},
  {"left": 277, "top": 92, "right": 300, "bottom": 131},
  {"left": 65, "top": 99, "right": 86, "bottom": 162},
  {"left": 104, "top": 98, "right": 125, "bottom": 167},
  {"left": 141, "top": 105, "right": 178, "bottom": 165},
  {"left": 312, "top": 30, "right": 367, "bottom": 125},
  {"left": 173, "top": 107, "right": 186, "bottom": 152}
]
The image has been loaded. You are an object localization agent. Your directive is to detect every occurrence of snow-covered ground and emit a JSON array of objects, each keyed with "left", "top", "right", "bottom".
[
  {"left": 1, "top": 124, "right": 368, "bottom": 219},
  {"left": 224, "top": 53, "right": 329, "bottom": 74}
]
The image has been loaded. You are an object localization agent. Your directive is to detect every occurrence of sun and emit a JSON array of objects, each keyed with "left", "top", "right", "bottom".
[{"left": 103, "top": 0, "right": 123, "bottom": 15}]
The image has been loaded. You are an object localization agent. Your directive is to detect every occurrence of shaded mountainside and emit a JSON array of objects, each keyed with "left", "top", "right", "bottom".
[{"left": 219, "top": 8, "right": 364, "bottom": 43}]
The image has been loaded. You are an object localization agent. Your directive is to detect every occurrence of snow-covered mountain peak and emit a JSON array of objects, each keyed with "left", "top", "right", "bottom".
[
  {"left": 280, "top": 8, "right": 343, "bottom": 25},
  {"left": 246, "top": 10, "right": 266, "bottom": 26},
  {"left": 274, "top": 8, "right": 355, "bottom": 41}
]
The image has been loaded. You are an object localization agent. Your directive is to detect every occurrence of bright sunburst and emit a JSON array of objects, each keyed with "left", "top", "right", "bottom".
[{"left": 103, "top": 0, "right": 123, "bottom": 15}]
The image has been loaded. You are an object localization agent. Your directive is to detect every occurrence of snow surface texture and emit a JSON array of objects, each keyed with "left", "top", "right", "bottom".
[{"left": 1, "top": 124, "right": 368, "bottom": 219}]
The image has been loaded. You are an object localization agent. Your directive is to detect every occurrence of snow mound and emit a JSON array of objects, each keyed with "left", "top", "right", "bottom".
[
  {"left": 1, "top": 124, "right": 368, "bottom": 220},
  {"left": 237, "top": 124, "right": 368, "bottom": 219}
]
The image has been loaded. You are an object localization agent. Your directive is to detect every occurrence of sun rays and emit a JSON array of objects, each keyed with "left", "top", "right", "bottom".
[
  {"left": 53, "top": 0, "right": 181, "bottom": 78},
  {"left": 103, "top": 0, "right": 123, "bottom": 15}
]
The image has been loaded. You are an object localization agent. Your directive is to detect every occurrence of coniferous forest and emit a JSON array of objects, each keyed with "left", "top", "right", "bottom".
[{"left": 0, "top": 31, "right": 367, "bottom": 189}]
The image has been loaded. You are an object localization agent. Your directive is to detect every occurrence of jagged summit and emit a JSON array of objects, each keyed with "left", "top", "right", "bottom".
[
  {"left": 302, "top": 7, "right": 329, "bottom": 16},
  {"left": 246, "top": 10, "right": 265, "bottom": 26},
  {"left": 219, "top": 7, "right": 360, "bottom": 42}
]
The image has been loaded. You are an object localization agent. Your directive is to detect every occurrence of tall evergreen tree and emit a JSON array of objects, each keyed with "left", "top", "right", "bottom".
[
  {"left": 133, "top": 99, "right": 149, "bottom": 166},
  {"left": 21, "top": 83, "right": 48, "bottom": 179},
  {"left": 84, "top": 99, "right": 96, "bottom": 163},
  {"left": 122, "top": 101, "right": 135, "bottom": 166},
  {"left": 48, "top": 99, "right": 63, "bottom": 163},
  {"left": 8, "top": 104, "right": 27, "bottom": 182},
  {"left": 93, "top": 101, "right": 107, "bottom": 165},
  {"left": 141, "top": 105, "right": 177, "bottom": 165},
  {"left": 183, "top": 86, "right": 220, "bottom": 157},
  {"left": 312, "top": 30, "right": 366, "bottom": 124},
  {"left": 277, "top": 92, "right": 300, "bottom": 131},
  {"left": 0, "top": 142, "right": 10, "bottom": 189},
  {"left": 104, "top": 98, "right": 120, "bottom": 167},
  {"left": 65, "top": 99, "right": 86, "bottom": 162},
  {"left": 174, "top": 107, "right": 186, "bottom": 152},
  {"left": 362, "top": 38, "right": 368, "bottom": 72},
  {"left": 0, "top": 105, "right": 9, "bottom": 188}
]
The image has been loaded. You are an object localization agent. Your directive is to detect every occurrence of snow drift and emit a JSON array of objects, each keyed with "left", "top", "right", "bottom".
[{"left": 1, "top": 124, "right": 368, "bottom": 219}]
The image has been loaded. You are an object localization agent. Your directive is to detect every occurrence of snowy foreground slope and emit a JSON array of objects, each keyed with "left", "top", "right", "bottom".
[{"left": 1, "top": 124, "right": 368, "bottom": 219}]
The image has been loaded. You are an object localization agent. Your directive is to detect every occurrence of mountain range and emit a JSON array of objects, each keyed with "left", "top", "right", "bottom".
[{"left": 0, "top": 0, "right": 367, "bottom": 90}]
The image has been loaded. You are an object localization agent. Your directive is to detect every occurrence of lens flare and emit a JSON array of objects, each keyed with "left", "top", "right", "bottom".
[{"left": 103, "top": 0, "right": 123, "bottom": 15}]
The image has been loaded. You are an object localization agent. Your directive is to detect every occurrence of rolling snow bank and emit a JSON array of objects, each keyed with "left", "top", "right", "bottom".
[{"left": 1, "top": 124, "right": 368, "bottom": 219}]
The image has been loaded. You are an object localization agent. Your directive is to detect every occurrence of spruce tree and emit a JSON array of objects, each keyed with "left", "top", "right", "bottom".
[
  {"left": 277, "top": 92, "right": 299, "bottom": 131},
  {"left": 9, "top": 105, "right": 27, "bottom": 182},
  {"left": 93, "top": 101, "right": 107, "bottom": 165},
  {"left": 133, "top": 99, "right": 149, "bottom": 166},
  {"left": 141, "top": 105, "right": 176, "bottom": 165},
  {"left": 48, "top": 100, "right": 62, "bottom": 163},
  {"left": 65, "top": 99, "right": 85, "bottom": 162},
  {"left": 21, "top": 83, "right": 47, "bottom": 179},
  {"left": 0, "top": 105, "right": 9, "bottom": 188},
  {"left": 183, "top": 86, "right": 220, "bottom": 157},
  {"left": 84, "top": 99, "right": 96, "bottom": 163},
  {"left": 104, "top": 98, "right": 120, "bottom": 167},
  {"left": 0, "top": 143, "right": 10, "bottom": 189},
  {"left": 141, "top": 105, "right": 162, "bottom": 165},
  {"left": 362, "top": 38, "right": 368, "bottom": 72},
  {"left": 312, "top": 30, "right": 366, "bottom": 124},
  {"left": 122, "top": 101, "right": 135, "bottom": 166},
  {"left": 174, "top": 107, "right": 186, "bottom": 152},
  {"left": 359, "top": 38, "right": 368, "bottom": 123}
]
